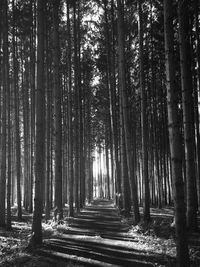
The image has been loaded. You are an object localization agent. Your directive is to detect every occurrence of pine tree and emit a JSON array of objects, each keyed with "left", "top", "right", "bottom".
[
  {"left": 178, "top": 0, "right": 198, "bottom": 231},
  {"left": 164, "top": 0, "right": 189, "bottom": 265},
  {"left": 31, "top": 0, "right": 46, "bottom": 246},
  {"left": 52, "top": 0, "right": 63, "bottom": 220}
]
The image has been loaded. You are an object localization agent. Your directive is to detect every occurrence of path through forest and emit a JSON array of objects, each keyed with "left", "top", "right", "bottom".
[{"left": 33, "top": 199, "right": 174, "bottom": 266}]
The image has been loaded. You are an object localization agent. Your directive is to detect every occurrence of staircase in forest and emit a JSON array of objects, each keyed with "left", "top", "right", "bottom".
[{"left": 36, "top": 199, "right": 173, "bottom": 266}]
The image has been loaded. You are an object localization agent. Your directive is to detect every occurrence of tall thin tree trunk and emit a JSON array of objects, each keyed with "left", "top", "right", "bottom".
[
  {"left": 105, "top": 126, "right": 111, "bottom": 200},
  {"left": 117, "top": 0, "right": 140, "bottom": 223},
  {"left": 0, "top": 0, "right": 8, "bottom": 228},
  {"left": 6, "top": 0, "right": 12, "bottom": 230},
  {"left": 164, "top": 0, "right": 189, "bottom": 265},
  {"left": 52, "top": 0, "right": 63, "bottom": 219},
  {"left": 194, "top": 0, "right": 200, "bottom": 208},
  {"left": 77, "top": 2, "right": 85, "bottom": 209},
  {"left": 120, "top": 107, "right": 131, "bottom": 213},
  {"left": 104, "top": 0, "right": 122, "bottom": 208},
  {"left": 73, "top": 0, "right": 81, "bottom": 212},
  {"left": 29, "top": 0, "right": 36, "bottom": 214},
  {"left": 45, "top": 15, "right": 51, "bottom": 220},
  {"left": 23, "top": 59, "right": 30, "bottom": 211},
  {"left": 178, "top": 0, "right": 198, "bottom": 231},
  {"left": 67, "top": 1, "right": 74, "bottom": 217},
  {"left": 31, "top": 0, "right": 46, "bottom": 246},
  {"left": 138, "top": 0, "right": 150, "bottom": 221}
]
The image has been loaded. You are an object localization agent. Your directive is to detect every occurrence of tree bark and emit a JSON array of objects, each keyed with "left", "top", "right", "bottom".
[
  {"left": 31, "top": 0, "right": 46, "bottom": 246},
  {"left": 67, "top": 1, "right": 74, "bottom": 217},
  {"left": 6, "top": 0, "right": 12, "bottom": 230},
  {"left": 164, "top": 0, "right": 189, "bottom": 265},
  {"left": 138, "top": 0, "right": 150, "bottom": 221},
  {"left": 178, "top": 0, "right": 198, "bottom": 231},
  {"left": 117, "top": 0, "right": 140, "bottom": 223},
  {"left": 29, "top": 0, "right": 36, "bottom": 214},
  {"left": 52, "top": 0, "right": 63, "bottom": 219},
  {"left": 0, "top": 0, "right": 8, "bottom": 228},
  {"left": 45, "top": 12, "right": 51, "bottom": 220}
]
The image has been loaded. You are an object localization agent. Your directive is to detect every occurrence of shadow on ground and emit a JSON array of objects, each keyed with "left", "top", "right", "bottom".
[{"left": 30, "top": 199, "right": 175, "bottom": 267}]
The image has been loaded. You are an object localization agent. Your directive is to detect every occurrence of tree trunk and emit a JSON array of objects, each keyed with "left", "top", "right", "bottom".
[
  {"left": 104, "top": 0, "right": 122, "bottom": 208},
  {"left": 6, "top": 0, "right": 12, "bottom": 230},
  {"left": 120, "top": 110, "right": 131, "bottom": 213},
  {"left": 164, "top": 0, "right": 189, "bottom": 265},
  {"left": 31, "top": 0, "right": 46, "bottom": 246},
  {"left": 29, "top": 0, "right": 36, "bottom": 214},
  {"left": 67, "top": 1, "right": 74, "bottom": 217},
  {"left": 105, "top": 126, "right": 111, "bottom": 200},
  {"left": 117, "top": 0, "right": 140, "bottom": 223},
  {"left": 45, "top": 14, "right": 51, "bottom": 220},
  {"left": 194, "top": 0, "right": 200, "bottom": 209},
  {"left": 52, "top": 0, "right": 63, "bottom": 220},
  {"left": 178, "top": 0, "right": 198, "bottom": 231},
  {"left": 0, "top": 0, "right": 8, "bottom": 228},
  {"left": 138, "top": 0, "right": 150, "bottom": 221},
  {"left": 22, "top": 58, "right": 30, "bottom": 212}
]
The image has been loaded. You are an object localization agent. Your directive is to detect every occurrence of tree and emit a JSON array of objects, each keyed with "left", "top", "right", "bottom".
[
  {"left": 67, "top": 0, "right": 74, "bottom": 217},
  {"left": 138, "top": 0, "right": 150, "bottom": 222},
  {"left": 73, "top": 0, "right": 81, "bottom": 212},
  {"left": 103, "top": 0, "right": 122, "bottom": 209},
  {"left": 117, "top": 0, "right": 140, "bottom": 223},
  {"left": 0, "top": 0, "right": 8, "bottom": 228},
  {"left": 6, "top": 0, "right": 12, "bottom": 230},
  {"left": 45, "top": 3, "right": 51, "bottom": 220},
  {"left": 31, "top": 0, "right": 46, "bottom": 246},
  {"left": 194, "top": 0, "right": 200, "bottom": 208},
  {"left": 178, "top": 0, "right": 198, "bottom": 231},
  {"left": 164, "top": 0, "right": 189, "bottom": 265},
  {"left": 29, "top": 0, "right": 36, "bottom": 214},
  {"left": 12, "top": 0, "right": 22, "bottom": 220},
  {"left": 52, "top": 0, "right": 63, "bottom": 220}
]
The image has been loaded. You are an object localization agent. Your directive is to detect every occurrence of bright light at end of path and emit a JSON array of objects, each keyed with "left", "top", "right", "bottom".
[{"left": 93, "top": 147, "right": 106, "bottom": 179}]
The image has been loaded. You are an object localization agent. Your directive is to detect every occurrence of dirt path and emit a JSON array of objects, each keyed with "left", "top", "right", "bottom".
[
  {"left": 3, "top": 200, "right": 200, "bottom": 266},
  {"left": 1, "top": 199, "right": 178, "bottom": 266},
  {"left": 29, "top": 199, "right": 173, "bottom": 267},
  {"left": 3, "top": 199, "right": 200, "bottom": 266}
]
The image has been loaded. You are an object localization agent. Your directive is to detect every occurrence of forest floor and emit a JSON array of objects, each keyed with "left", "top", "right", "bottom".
[{"left": 0, "top": 200, "right": 200, "bottom": 266}]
